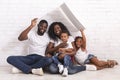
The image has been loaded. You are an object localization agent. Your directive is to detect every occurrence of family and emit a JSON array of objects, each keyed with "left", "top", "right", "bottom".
[{"left": 7, "top": 18, "right": 118, "bottom": 77}]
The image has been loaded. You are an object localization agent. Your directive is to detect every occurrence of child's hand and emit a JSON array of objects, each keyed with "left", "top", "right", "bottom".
[{"left": 80, "top": 29, "right": 84, "bottom": 32}]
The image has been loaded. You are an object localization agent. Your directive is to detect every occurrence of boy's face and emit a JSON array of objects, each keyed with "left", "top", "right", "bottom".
[{"left": 60, "top": 33, "right": 69, "bottom": 42}]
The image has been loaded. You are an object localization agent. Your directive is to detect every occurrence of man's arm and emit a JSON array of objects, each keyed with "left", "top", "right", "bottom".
[{"left": 18, "top": 18, "right": 38, "bottom": 41}]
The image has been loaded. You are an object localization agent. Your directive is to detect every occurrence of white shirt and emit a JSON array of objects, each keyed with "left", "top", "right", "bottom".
[
  {"left": 50, "top": 36, "right": 74, "bottom": 47},
  {"left": 28, "top": 31, "right": 50, "bottom": 56},
  {"left": 57, "top": 40, "right": 73, "bottom": 49},
  {"left": 75, "top": 48, "right": 89, "bottom": 65}
]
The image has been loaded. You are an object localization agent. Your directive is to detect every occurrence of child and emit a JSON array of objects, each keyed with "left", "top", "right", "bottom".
[
  {"left": 52, "top": 31, "right": 74, "bottom": 77},
  {"left": 73, "top": 29, "right": 118, "bottom": 70}
]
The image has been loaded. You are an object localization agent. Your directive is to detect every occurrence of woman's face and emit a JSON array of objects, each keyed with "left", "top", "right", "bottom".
[
  {"left": 75, "top": 38, "right": 83, "bottom": 48},
  {"left": 54, "top": 24, "right": 62, "bottom": 36}
]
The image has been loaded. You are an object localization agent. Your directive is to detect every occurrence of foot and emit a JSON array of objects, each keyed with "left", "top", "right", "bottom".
[
  {"left": 107, "top": 60, "right": 118, "bottom": 68},
  {"left": 32, "top": 68, "right": 44, "bottom": 76},
  {"left": 85, "top": 64, "right": 97, "bottom": 71},
  {"left": 58, "top": 64, "right": 64, "bottom": 73},
  {"left": 62, "top": 67, "right": 68, "bottom": 77},
  {"left": 12, "top": 67, "right": 22, "bottom": 73}
]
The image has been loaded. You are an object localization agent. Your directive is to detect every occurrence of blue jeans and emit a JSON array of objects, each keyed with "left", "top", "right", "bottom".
[
  {"left": 84, "top": 54, "right": 95, "bottom": 64},
  {"left": 48, "top": 58, "right": 86, "bottom": 74},
  {"left": 7, "top": 54, "right": 53, "bottom": 74},
  {"left": 52, "top": 55, "right": 71, "bottom": 67}
]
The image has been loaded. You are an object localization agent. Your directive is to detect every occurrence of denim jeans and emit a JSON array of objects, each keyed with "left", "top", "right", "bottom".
[
  {"left": 52, "top": 55, "right": 71, "bottom": 67},
  {"left": 7, "top": 54, "right": 53, "bottom": 74},
  {"left": 48, "top": 58, "right": 86, "bottom": 74}
]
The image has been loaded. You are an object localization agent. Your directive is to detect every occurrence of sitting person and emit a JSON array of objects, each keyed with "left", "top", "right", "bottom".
[
  {"left": 7, "top": 18, "right": 52, "bottom": 76},
  {"left": 52, "top": 31, "right": 75, "bottom": 77},
  {"left": 73, "top": 29, "right": 118, "bottom": 70}
]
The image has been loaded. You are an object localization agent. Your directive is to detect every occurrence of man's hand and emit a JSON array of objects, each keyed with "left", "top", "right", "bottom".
[{"left": 30, "top": 18, "right": 38, "bottom": 27}]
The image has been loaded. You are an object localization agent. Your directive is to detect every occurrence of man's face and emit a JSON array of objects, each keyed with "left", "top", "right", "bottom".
[{"left": 38, "top": 23, "right": 48, "bottom": 35}]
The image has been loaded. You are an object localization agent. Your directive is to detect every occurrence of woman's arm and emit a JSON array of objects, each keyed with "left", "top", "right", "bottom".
[{"left": 45, "top": 42, "right": 68, "bottom": 55}]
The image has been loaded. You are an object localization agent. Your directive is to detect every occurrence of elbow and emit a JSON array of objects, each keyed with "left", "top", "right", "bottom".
[
  {"left": 18, "top": 37, "right": 23, "bottom": 41},
  {"left": 18, "top": 36, "right": 25, "bottom": 41}
]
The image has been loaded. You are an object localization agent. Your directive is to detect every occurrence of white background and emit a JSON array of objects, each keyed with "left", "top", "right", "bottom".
[{"left": 0, "top": 0, "right": 120, "bottom": 66}]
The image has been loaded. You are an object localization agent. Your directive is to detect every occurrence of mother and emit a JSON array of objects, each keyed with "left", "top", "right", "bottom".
[{"left": 46, "top": 22, "right": 96, "bottom": 74}]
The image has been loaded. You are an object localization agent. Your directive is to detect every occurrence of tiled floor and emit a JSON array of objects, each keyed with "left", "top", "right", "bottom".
[{"left": 0, "top": 65, "right": 120, "bottom": 80}]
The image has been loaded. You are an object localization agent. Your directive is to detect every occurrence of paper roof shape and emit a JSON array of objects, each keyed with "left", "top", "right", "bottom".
[{"left": 40, "top": 3, "right": 85, "bottom": 32}]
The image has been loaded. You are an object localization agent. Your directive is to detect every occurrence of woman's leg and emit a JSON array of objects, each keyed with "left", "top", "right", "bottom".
[
  {"left": 48, "top": 63, "right": 59, "bottom": 74},
  {"left": 68, "top": 65, "right": 86, "bottom": 74}
]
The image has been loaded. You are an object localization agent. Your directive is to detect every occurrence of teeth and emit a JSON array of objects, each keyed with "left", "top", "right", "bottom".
[
  {"left": 56, "top": 31, "right": 59, "bottom": 33},
  {"left": 41, "top": 30, "right": 44, "bottom": 32}
]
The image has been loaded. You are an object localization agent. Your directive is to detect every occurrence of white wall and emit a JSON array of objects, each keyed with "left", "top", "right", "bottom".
[{"left": 0, "top": 0, "right": 120, "bottom": 66}]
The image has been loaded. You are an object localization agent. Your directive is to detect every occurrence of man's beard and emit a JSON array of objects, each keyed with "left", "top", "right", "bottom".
[{"left": 37, "top": 30, "right": 45, "bottom": 36}]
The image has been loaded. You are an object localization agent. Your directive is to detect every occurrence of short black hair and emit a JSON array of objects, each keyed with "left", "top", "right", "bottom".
[
  {"left": 38, "top": 20, "right": 48, "bottom": 27},
  {"left": 60, "top": 30, "right": 69, "bottom": 37}
]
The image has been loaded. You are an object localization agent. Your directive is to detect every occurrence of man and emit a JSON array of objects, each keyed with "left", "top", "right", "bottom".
[{"left": 7, "top": 18, "right": 52, "bottom": 76}]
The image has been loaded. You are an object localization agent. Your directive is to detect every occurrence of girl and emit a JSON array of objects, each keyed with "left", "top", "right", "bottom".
[{"left": 73, "top": 29, "right": 118, "bottom": 70}]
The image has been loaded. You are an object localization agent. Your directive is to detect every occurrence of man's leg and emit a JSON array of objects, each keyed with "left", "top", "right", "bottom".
[
  {"left": 7, "top": 55, "right": 35, "bottom": 74},
  {"left": 30, "top": 57, "right": 53, "bottom": 68}
]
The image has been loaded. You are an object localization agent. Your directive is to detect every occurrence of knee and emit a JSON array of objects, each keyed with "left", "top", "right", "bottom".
[
  {"left": 64, "top": 55, "right": 71, "bottom": 60},
  {"left": 48, "top": 64, "right": 58, "bottom": 74},
  {"left": 46, "top": 58, "right": 53, "bottom": 64},
  {"left": 7, "top": 56, "right": 15, "bottom": 63}
]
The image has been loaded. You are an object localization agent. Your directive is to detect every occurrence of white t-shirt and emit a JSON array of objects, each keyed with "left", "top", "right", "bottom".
[
  {"left": 28, "top": 31, "right": 50, "bottom": 56},
  {"left": 50, "top": 36, "right": 74, "bottom": 47},
  {"left": 57, "top": 40, "right": 73, "bottom": 49}
]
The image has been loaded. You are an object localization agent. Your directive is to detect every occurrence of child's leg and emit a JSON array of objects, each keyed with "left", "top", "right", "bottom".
[
  {"left": 63, "top": 55, "right": 71, "bottom": 67},
  {"left": 52, "top": 55, "right": 61, "bottom": 65},
  {"left": 90, "top": 57, "right": 114, "bottom": 68},
  {"left": 90, "top": 57, "right": 109, "bottom": 67},
  {"left": 62, "top": 55, "right": 71, "bottom": 77},
  {"left": 52, "top": 55, "right": 64, "bottom": 73}
]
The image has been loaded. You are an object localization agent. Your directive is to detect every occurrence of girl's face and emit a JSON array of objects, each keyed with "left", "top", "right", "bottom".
[
  {"left": 75, "top": 38, "right": 83, "bottom": 48},
  {"left": 54, "top": 24, "right": 62, "bottom": 36}
]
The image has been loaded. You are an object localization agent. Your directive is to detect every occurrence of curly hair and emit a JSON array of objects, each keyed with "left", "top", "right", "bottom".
[{"left": 48, "top": 22, "right": 71, "bottom": 41}]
